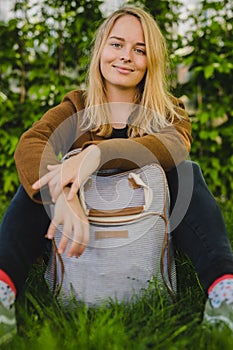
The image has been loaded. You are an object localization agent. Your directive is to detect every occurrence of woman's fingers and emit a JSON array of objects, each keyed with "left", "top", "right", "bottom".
[
  {"left": 47, "top": 163, "right": 78, "bottom": 199},
  {"left": 67, "top": 219, "right": 90, "bottom": 258},
  {"left": 58, "top": 224, "right": 71, "bottom": 255},
  {"left": 32, "top": 146, "right": 100, "bottom": 194},
  {"left": 67, "top": 181, "right": 80, "bottom": 201},
  {"left": 47, "top": 189, "right": 90, "bottom": 258},
  {"left": 57, "top": 224, "right": 89, "bottom": 258},
  {"left": 46, "top": 220, "right": 59, "bottom": 240},
  {"left": 49, "top": 179, "right": 64, "bottom": 203},
  {"left": 47, "top": 164, "right": 60, "bottom": 170},
  {"left": 32, "top": 164, "right": 60, "bottom": 190},
  {"left": 32, "top": 165, "right": 70, "bottom": 201},
  {"left": 32, "top": 172, "right": 53, "bottom": 190}
]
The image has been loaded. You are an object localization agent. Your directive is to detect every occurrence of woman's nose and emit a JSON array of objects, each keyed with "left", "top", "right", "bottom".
[
  {"left": 120, "top": 48, "right": 132, "bottom": 62},
  {"left": 120, "top": 56, "right": 132, "bottom": 63}
]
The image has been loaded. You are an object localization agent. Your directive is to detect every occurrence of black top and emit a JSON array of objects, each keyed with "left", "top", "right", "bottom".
[{"left": 110, "top": 126, "right": 128, "bottom": 139}]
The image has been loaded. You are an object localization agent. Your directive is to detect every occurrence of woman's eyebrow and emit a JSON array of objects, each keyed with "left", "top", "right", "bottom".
[{"left": 109, "top": 35, "right": 145, "bottom": 46}]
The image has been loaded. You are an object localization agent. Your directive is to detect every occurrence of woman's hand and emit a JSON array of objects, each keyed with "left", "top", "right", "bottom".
[
  {"left": 32, "top": 145, "right": 101, "bottom": 202},
  {"left": 47, "top": 187, "right": 89, "bottom": 258}
]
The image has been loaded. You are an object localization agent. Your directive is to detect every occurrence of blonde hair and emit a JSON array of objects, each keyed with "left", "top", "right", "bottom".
[{"left": 83, "top": 5, "right": 182, "bottom": 137}]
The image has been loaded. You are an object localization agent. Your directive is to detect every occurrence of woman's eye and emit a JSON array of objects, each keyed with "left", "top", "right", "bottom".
[
  {"left": 111, "top": 43, "right": 121, "bottom": 48},
  {"left": 135, "top": 48, "right": 146, "bottom": 55}
]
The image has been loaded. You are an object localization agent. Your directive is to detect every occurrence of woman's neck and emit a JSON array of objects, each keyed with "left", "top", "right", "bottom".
[
  {"left": 105, "top": 87, "right": 137, "bottom": 128},
  {"left": 106, "top": 87, "right": 136, "bottom": 104},
  {"left": 108, "top": 102, "right": 134, "bottom": 129}
]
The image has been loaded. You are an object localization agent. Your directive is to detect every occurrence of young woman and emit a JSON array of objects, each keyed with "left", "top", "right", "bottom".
[{"left": 1, "top": 5, "right": 233, "bottom": 345}]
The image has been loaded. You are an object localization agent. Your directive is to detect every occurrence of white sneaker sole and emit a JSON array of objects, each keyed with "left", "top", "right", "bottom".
[{"left": 204, "top": 314, "right": 233, "bottom": 331}]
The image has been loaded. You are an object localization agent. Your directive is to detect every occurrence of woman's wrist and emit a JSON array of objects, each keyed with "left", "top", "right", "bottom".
[{"left": 81, "top": 144, "right": 101, "bottom": 175}]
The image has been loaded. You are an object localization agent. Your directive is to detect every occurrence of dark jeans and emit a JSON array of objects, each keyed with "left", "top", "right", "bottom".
[
  {"left": 0, "top": 187, "right": 51, "bottom": 293},
  {"left": 166, "top": 161, "right": 233, "bottom": 292},
  {"left": 0, "top": 161, "right": 233, "bottom": 295}
]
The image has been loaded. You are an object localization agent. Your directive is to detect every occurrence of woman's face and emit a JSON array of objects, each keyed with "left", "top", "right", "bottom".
[{"left": 100, "top": 15, "right": 147, "bottom": 97}]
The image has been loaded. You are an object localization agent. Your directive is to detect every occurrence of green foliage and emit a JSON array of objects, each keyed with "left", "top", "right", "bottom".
[
  {"left": 175, "top": 0, "right": 233, "bottom": 202},
  {"left": 129, "top": 0, "right": 183, "bottom": 46},
  {"left": 0, "top": 0, "right": 104, "bottom": 199}
]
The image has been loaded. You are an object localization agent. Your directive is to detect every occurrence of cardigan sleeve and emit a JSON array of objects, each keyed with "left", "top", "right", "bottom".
[{"left": 14, "top": 91, "right": 84, "bottom": 202}]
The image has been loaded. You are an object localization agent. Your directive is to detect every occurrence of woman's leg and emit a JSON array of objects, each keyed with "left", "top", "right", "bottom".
[
  {"left": 166, "top": 160, "right": 233, "bottom": 293},
  {"left": 0, "top": 185, "right": 51, "bottom": 294}
]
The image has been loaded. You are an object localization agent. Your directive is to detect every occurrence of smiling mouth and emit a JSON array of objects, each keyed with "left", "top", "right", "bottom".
[{"left": 113, "top": 65, "right": 134, "bottom": 73}]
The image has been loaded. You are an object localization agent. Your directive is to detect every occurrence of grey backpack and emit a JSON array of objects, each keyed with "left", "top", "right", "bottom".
[{"left": 44, "top": 163, "right": 176, "bottom": 305}]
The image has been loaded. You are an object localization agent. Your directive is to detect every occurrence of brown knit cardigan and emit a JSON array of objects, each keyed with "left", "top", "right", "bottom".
[{"left": 14, "top": 90, "right": 192, "bottom": 203}]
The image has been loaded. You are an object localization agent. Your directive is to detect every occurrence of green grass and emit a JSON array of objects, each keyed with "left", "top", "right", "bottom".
[{"left": 1, "top": 202, "right": 233, "bottom": 349}]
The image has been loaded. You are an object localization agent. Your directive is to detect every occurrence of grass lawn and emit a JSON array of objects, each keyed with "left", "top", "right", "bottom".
[{"left": 1, "top": 201, "right": 233, "bottom": 349}]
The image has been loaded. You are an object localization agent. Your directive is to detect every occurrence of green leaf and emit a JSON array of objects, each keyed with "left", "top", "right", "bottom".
[{"left": 204, "top": 65, "right": 214, "bottom": 79}]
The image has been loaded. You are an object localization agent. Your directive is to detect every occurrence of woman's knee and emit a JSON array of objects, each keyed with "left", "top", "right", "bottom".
[{"left": 178, "top": 160, "right": 204, "bottom": 185}]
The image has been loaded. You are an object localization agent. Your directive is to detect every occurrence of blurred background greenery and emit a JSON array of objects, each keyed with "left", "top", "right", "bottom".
[{"left": 0, "top": 0, "right": 232, "bottom": 205}]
